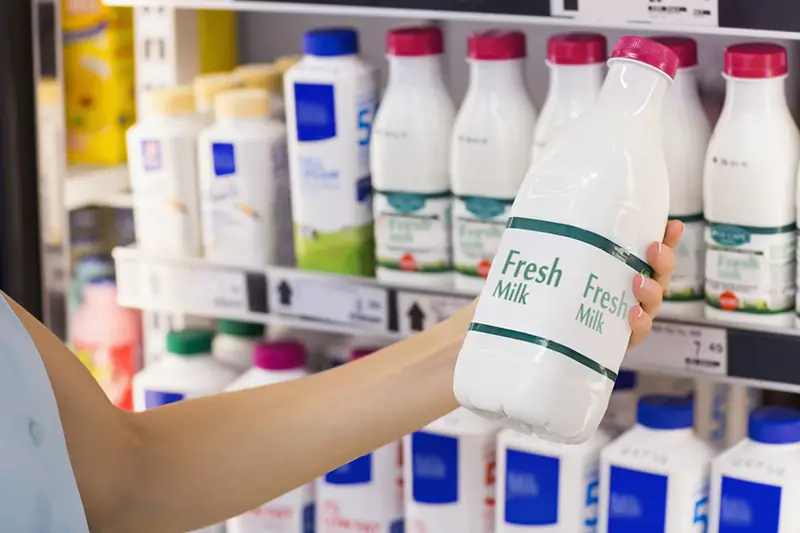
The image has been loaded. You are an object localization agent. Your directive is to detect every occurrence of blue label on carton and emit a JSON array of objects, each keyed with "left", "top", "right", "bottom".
[
  {"left": 303, "top": 502, "right": 315, "bottom": 533},
  {"left": 412, "top": 432, "right": 458, "bottom": 504},
  {"left": 294, "top": 83, "right": 336, "bottom": 142},
  {"left": 144, "top": 390, "right": 185, "bottom": 409},
  {"left": 719, "top": 477, "right": 781, "bottom": 532},
  {"left": 325, "top": 453, "right": 372, "bottom": 485},
  {"left": 504, "top": 449, "right": 559, "bottom": 525},
  {"left": 607, "top": 466, "right": 667, "bottom": 533},
  {"left": 212, "top": 143, "right": 236, "bottom": 176},
  {"left": 141, "top": 140, "right": 162, "bottom": 171}
]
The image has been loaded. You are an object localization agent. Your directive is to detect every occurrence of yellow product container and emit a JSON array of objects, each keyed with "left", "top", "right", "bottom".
[
  {"left": 197, "top": 10, "right": 238, "bottom": 74},
  {"left": 62, "top": 1, "right": 135, "bottom": 165}
]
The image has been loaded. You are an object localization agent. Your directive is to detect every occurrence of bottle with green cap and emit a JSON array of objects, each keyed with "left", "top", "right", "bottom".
[
  {"left": 133, "top": 328, "right": 238, "bottom": 412},
  {"left": 212, "top": 319, "right": 266, "bottom": 373}
]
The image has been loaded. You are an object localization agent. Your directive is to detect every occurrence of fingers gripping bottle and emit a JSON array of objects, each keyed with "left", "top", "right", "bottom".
[{"left": 453, "top": 37, "right": 676, "bottom": 444}]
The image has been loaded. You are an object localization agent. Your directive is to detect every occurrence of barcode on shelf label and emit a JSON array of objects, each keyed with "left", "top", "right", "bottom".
[
  {"left": 625, "top": 321, "right": 728, "bottom": 376},
  {"left": 395, "top": 291, "right": 474, "bottom": 335},
  {"left": 549, "top": 0, "right": 718, "bottom": 26}
]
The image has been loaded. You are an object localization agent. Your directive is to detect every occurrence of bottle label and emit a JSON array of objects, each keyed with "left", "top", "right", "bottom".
[
  {"left": 374, "top": 191, "right": 452, "bottom": 274},
  {"left": 411, "top": 432, "right": 458, "bottom": 504},
  {"left": 75, "top": 341, "right": 137, "bottom": 411},
  {"left": 234, "top": 485, "right": 315, "bottom": 533},
  {"left": 606, "top": 466, "right": 667, "bottom": 533},
  {"left": 483, "top": 438, "right": 496, "bottom": 532},
  {"left": 719, "top": 477, "right": 781, "bottom": 532},
  {"left": 503, "top": 449, "right": 559, "bottom": 526},
  {"left": 705, "top": 223, "right": 796, "bottom": 314},
  {"left": 144, "top": 390, "right": 184, "bottom": 409},
  {"left": 453, "top": 196, "right": 514, "bottom": 279},
  {"left": 693, "top": 479, "right": 710, "bottom": 533},
  {"left": 665, "top": 214, "right": 705, "bottom": 302},
  {"left": 467, "top": 217, "right": 650, "bottom": 381},
  {"left": 325, "top": 453, "right": 372, "bottom": 485},
  {"left": 584, "top": 463, "right": 600, "bottom": 531}
]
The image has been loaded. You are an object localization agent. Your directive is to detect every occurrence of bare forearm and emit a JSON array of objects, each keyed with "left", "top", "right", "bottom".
[{"left": 122, "top": 310, "right": 468, "bottom": 533}]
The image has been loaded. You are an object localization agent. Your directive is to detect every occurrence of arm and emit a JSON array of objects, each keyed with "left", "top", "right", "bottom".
[{"left": 7, "top": 218, "right": 681, "bottom": 533}]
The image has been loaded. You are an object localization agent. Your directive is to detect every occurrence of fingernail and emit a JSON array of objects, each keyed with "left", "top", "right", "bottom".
[
  {"left": 636, "top": 306, "right": 644, "bottom": 319},
  {"left": 658, "top": 242, "right": 663, "bottom": 255},
  {"left": 680, "top": 221, "right": 686, "bottom": 236},
  {"left": 639, "top": 274, "right": 646, "bottom": 289}
]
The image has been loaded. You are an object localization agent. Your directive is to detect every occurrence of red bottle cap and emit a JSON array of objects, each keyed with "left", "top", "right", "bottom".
[
  {"left": 387, "top": 26, "right": 444, "bottom": 57},
  {"left": 610, "top": 36, "right": 679, "bottom": 79},
  {"left": 651, "top": 36, "right": 698, "bottom": 68},
  {"left": 547, "top": 33, "right": 607, "bottom": 65},
  {"left": 724, "top": 42, "right": 787, "bottom": 79},
  {"left": 468, "top": 30, "right": 526, "bottom": 60}
]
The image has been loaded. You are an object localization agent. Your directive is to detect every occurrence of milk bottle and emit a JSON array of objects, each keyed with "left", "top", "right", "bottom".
[
  {"left": 454, "top": 36, "right": 676, "bottom": 443},
  {"left": 496, "top": 426, "right": 610, "bottom": 532},
  {"left": 532, "top": 32, "right": 606, "bottom": 164},
  {"left": 708, "top": 407, "right": 800, "bottom": 532},
  {"left": 451, "top": 30, "right": 537, "bottom": 294},
  {"left": 653, "top": 36, "right": 711, "bottom": 318},
  {"left": 704, "top": 42, "right": 798, "bottom": 327},
  {"left": 598, "top": 395, "right": 714, "bottom": 533},
  {"left": 404, "top": 408, "right": 499, "bottom": 533},
  {"left": 372, "top": 26, "right": 456, "bottom": 288}
]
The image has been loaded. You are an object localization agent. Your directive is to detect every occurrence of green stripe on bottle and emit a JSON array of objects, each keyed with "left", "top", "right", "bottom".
[
  {"left": 377, "top": 260, "right": 451, "bottom": 273},
  {"left": 374, "top": 189, "right": 451, "bottom": 199},
  {"left": 706, "top": 221, "right": 796, "bottom": 234},
  {"left": 668, "top": 213, "right": 704, "bottom": 223}
]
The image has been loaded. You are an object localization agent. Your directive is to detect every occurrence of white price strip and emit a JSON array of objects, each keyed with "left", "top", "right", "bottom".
[
  {"left": 626, "top": 321, "right": 728, "bottom": 376},
  {"left": 549, "top": 0, "right": 718, "bottom": 27},
  {"left": 396, "top": 291, "right": 474, "bottom": 336},
  {"left": 269, "top": 274, "right": 388, "bottom": 331}
]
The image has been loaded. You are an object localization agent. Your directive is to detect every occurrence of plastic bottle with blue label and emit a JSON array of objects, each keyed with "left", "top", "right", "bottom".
[
  {"left": 198, "top": 88, "right": 291, "bottom": 268},
  {"left": 694, "top": 381, "right": 759, "bottom": 451},
  {"left": 601, "top": 370, "right": 638, "bottom": 437},
  {"left": 496, "top": 424, "right": 610, "bottom": 532},
  {"left": 451, "top": 30, "right": 537, "bottom": 294},
  {"left": 194, "top": 72, "right": 242, "bottom": 125},
  {"left": 372, "top": 26, "right": 456, "bottom": 288},
  {"left": 226, "top": 341, "right": 314, "bottom": 533},
  {"left": 704, "top": 43, "right": 798, "bottom": 327},
  {"left": 708, "top": 406, "right": 800, "bottom": 532},
  {"left": 132, "top": 329, "right": 237, "bottom": 533},
  {"left": 404, "top": 407, "right": 499, "bottom": 533},
  {"left": 126, "top": 87, "right": 204, "bottom": 258},
  {"left": 598, "top": 395, "right": 714, "bottom": 533},
  {"left": 284, "top": 28, "right": 378, "bottom": 276},
  {"left": 317, "top": 348, "right": 403, "bottom": 533}
]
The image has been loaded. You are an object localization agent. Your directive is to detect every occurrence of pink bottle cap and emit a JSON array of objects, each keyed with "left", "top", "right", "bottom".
[
  {"left": 349, "top": 347, "right": 379, "bottom": 361},
  {"left": 468, "top": 30, "right": 526, "bottom": 61},
  {"left": 547, "top": 33, "right": 607, "bottom": 65},
  {"left": 651, "top": 36, "right": 698, "bottom": 68},
  {"left": 387, "top": 26, "right": 444, "bottom": 57},
  {"left": 724, "top": 42, "right": 787, "bottom": 79},
  {"left": 611, "top": 36, "right": 679, "bottom": 79},
  {"left": 253, "top": 341, "right": 306, "bottom": 371}
]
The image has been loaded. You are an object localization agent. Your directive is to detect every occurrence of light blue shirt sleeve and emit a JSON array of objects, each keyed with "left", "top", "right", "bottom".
[{"left": 0, "top": 297, "right": 89, "bottom": 532}]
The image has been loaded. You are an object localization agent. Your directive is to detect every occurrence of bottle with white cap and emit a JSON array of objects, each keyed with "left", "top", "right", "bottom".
[
  {"left": 531, "top": 32, "right": 606, "bottom": 164},
  {"left": 226, "top": 341, "right": 313, "bottom": 533},
  {"left": 372, "top": 26, "right": 456, "bottom": 288},
  {"left": 598, "top": 395, "right": 713, "bottom": 533},
  {"left": 495, "top": 425, "right": 611, "bottom": 532},
  {"left": 126, "top": 86, "right": 205, "bottom": 258},
  {"left": 194, "top": 72, "right": 242, "bottom": 125},
  {"left": 234, "top": 63, "right": 285, "bottom": 120},
  {"left": 708, "top": 406, "right": 800, "bottom": 532},
  {"left": 404, "top": 407, "right": 499, "bottom": 533},
  {"left": 652, "top": 36, "right": 711, "bottom": 318},
  {"left": 704, "top": 43, "right": 798, "bottom": 327},
  {"left": 454, "top": 37, "right": 676, "bottom": 443},
  {"left": 451, "top": 30, "right": 537, "bottom": 294},
  {"left": 317, "top": 349, "right": 403, "bottom": 533},
  {"left": 198, "top": 88, "right": 291, "bottom": 268},
  {"left": 284, "top": 28, "right": 378, "bottom": 276}
]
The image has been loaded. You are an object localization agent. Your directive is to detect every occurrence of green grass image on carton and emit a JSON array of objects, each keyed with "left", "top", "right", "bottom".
[
  {"left": 378, "top": 258, "right": 451, "bottom": 273},
  {"left": 704, "top": 292, "right": 792, "bottom": 314},
  {"left": 294, "top": 223, "right": 375, "bottom": 276},
  {"left": 664, "top": 287, "right": 703, "bottom": 302}
]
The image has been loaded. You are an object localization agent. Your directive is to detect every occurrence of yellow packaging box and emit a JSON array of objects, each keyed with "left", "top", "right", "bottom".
[{"left": 62, "top": 1, "right": 134, "bottom": 165}]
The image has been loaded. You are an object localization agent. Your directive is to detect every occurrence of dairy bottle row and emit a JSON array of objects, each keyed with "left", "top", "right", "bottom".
[{"left": 131, "top": 329, "right": 799, "bottom": 533}]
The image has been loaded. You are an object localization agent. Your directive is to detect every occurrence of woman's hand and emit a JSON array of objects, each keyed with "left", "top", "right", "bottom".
[{"left": 628, "top": 220, "right": 685, "bottom": 349}]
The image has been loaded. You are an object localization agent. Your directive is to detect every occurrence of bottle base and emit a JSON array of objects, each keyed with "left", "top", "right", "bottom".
[
  {"left": 704, "top": 305, "right": 794, "bottom": 328},
  {"left": 376, "top": 268, "right": 453, "bottom": 289}
]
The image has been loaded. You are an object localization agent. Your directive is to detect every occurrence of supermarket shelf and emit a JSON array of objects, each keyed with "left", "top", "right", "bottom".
[
  {"left": 102, "top": 0, "right": 800, "bottom": 39},
  {"left": 65, "top": 165, "right": 131, "bottom": 211},
  {"left": 113, "top": 245, "right": 800, "bottom": 393}
]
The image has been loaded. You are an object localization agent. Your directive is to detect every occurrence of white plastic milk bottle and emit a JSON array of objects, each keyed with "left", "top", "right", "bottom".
[
  {"left": 404, "top": 407, "right": 499, "bottom": 533},
  {"left": 704, "top": 42, "right": 798, "bottom": 327},
  {"left": 284, "top": 28, "right": 378, "bottom": 276},
  {"left": 371, "top": 26, "right": 456, "bottom": 288},
  {"left": 598, "top": 395, "right": 713, "bottom": 533},
  {"left": 226, "top": 341, "right": 314, "bottom": 533},
  {"left": 126, "top": 86, "right": 204, "bottom": 258},
  {"left": 194, "top": 72, "right": 242, "bottom": 125},
  {"left": 317, "top": 349, "right": 403, "bottom": 533},
  {"left": 532, "top": 32, "right": 606, "bottom": 164},
  {"left": 198, "top": 88, "right": 289, "bottom": 268},
  {"left": 694, "top": 382, "right": 759, "bottom": 451},
  {"left": 451, "top": 30, "right": 537, "bottom": 294},
  {"left": 496, "top": 426, "right": 610, "bottom": 532},
  {"left": 453, "top": 37, "right": 676, "bottom": 443},
  {"left": 708, "top": 406, "right": 800, "bottom": 532},
  {"left": 653, "top": 36, "right": 711, "bottom": 318}
]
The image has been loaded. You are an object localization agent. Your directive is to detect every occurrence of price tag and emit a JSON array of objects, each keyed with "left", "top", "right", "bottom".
[
  {"left": 626, "top": 321, "right": 728, "bottom": 376},
  {"left": 209, "top": 270, "right": 249, "bottom": 313},
  {"left": 549, "top": 0, "right": 718, "bottom": 27},
  {"left": 396, "top": 291, "right": 474, "bottom": 336}
]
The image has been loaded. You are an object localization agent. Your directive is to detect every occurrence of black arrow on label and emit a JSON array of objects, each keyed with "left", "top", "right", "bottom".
[
  {"left": 277, "top": 280, "right": 292, "bottom": 306},
  {"left": 408, "top": 303, "right": 426, "bottom": 331}
]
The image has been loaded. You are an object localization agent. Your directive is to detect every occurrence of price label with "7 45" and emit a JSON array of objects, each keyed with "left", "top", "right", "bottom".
[{"left": 625, "top": 321, "right": 728, "bottom": 376}]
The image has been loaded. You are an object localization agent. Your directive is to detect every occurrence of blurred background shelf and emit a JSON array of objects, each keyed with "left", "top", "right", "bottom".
[{"left": 65, "top": 165, "right": 131, "bottom": 211}]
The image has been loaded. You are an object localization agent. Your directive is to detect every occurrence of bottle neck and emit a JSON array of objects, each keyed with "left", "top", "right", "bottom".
[
  {"left": 638, "top": 426, "right": 695, "bottom": 441},
  {"left": 386, "top": 55, "right": 446, "bottom": 88},
  {"left": 216, "top": 115, "right": 267, "bottom": 125},
  {"left": 591, "top": 59, "right": 671, "bottom": 126},
  {"left": 721, "top": 75, "right": 789, "bottom": 116},
  {"left": 670, "top": 66, "right": 701, "bottom": 103},
  {"left": 84, "top": 285, "right": 118, "bottom": 307},
  {"left": 748, "top": 439, "right": 800, "bottom": 451},
  {"left": 466, "top": 58, "right": 526, "bottom": 94},
  {"left": 546, "top": 62, "right": 604, "bottom": 102}
]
